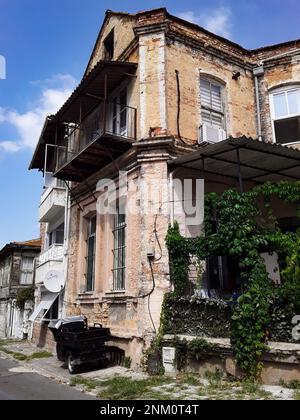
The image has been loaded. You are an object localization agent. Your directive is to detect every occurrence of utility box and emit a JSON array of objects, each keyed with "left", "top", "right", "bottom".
[{"left": 162, "top": 347, "right": 177, "bottom": 377}]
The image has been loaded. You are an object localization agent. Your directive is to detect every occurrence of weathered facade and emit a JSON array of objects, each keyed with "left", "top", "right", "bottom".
[
  {"left": 29, "top": 8, "right": 300, "bottom": 366},
  {"left": 0, "top": 240, "right": 41, "bottom": 339},
  {"left": 29, "top": 173, "right": 68, "bottom": 350}
]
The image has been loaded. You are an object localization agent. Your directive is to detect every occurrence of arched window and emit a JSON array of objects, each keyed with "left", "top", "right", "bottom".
[
  {"left": 270, "top": 85, "right": 300, "bottom": 145},
  {"left": 200, "top": 76, "right": 227, "bottom": 143}
]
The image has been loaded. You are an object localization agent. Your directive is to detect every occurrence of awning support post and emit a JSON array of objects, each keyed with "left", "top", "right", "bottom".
[
  {"left": 103, "top": 73, "right": 108, "bottom": 135},
  {"left": 236, "top": 148, "right": 244, "bottom": 193}
]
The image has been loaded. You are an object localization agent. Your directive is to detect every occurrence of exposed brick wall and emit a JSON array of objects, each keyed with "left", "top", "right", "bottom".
[{"left": 31, "top": 322, "right": 56, "bottom": 352}]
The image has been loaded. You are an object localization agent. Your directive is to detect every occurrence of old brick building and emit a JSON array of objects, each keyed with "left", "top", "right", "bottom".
[
  {"left": 0, "top": 239, "right": 41, "bottom": 339},
  {"left": 30, "top": 8, "right": 300, "bottom": 365}
]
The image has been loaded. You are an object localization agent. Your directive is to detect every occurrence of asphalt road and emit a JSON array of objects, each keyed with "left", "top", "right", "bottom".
[{"left": 0, "top": 356, "right": 96, "bottom": 400}]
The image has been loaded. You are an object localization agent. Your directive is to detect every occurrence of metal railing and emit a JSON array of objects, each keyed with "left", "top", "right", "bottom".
[{"left": 55, "top": 101, "right": 137, "bottom": 172}]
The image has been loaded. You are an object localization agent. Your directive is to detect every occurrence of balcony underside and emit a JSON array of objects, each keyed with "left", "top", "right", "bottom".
[{"left": 54, "top": 132, "right": 133, "bottom": 182}]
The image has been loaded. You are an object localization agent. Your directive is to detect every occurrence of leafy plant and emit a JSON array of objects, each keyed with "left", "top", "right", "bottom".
[
  {"left": 165, "top": 181, "right": 300, "bottom": 378},
  {"left": 16, "top": 286, "right": 35, "bottom": 310}
]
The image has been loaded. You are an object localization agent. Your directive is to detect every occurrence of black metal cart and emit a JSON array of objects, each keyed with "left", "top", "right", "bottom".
[{"left": 48, "top": 316, "right": 113, "bottom": 374}]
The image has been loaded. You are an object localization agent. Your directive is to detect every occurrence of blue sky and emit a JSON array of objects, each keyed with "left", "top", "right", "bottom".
[{"left": 0, "top": 0, "right": 299, "bottom": 248}]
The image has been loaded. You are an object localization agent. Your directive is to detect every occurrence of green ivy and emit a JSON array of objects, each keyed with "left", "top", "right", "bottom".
[
  {"left": 174, "top": 337, "right": 217, "bottom": 371},
  {"left": 166, "top": 181, "right": 300, "bottom": 378},
  {"left": 16, "top": 286, "right": 35, "bottom": 310}
]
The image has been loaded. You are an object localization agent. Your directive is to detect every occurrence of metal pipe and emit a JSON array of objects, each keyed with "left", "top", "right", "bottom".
[
  {"left": 254, "top": 75, "right": 262, "bottom": 141},
  {"left": 253, "top": 66, "right": 264, "bottom": 141},
  {"left": 175, "top": 70, "right": 182, "bottom": 141}
]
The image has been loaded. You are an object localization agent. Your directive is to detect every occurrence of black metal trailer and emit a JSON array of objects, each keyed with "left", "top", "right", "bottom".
[{"left": 48, "top": 316, "right": 113, "bottom": 374}]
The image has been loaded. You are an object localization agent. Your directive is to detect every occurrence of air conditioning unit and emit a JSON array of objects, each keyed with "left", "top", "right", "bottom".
[{"left": 199, "top": 124, "right": 227, "bottom": 145}]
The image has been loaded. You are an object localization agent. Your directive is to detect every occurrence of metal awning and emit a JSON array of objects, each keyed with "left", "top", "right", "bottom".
[
  {"left": 169, "top": 137, "right": 300, "bottom": 185},
  {"left": 52, "top": 60, "right": 137, "bottom": 124},
  {"left": 29, "top": 60, "right": 137, "bottom": 172},
  {"left": 29, "top": 292, "right": 59, "bottom": 323}
]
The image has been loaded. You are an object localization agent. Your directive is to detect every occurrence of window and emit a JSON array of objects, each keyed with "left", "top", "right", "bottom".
[
  {"left": 0, "top": 258, "right": 10, "bottom": 287},
  {"left": 43, "top": 296, "right": 59, "bottom": 321},
  {"left": 104, "top": 29, "right": 114, "bottom": 60},
  {"left": 271, "top": 86, "right": 300, "bottom": 144},
  {"left": 85, "top": 216, "right": 96, "bottom": 292},
  {"left": 48, "top": 223, "right": 65, "bottom": 247},
  {"left": 112, "top": 88, "right": 128, "bottom": 136},
  {"left": 112, "top": 208, "right": 126, "bottom": 291},
  {"left": 200, "top": 76, "right": 226, "bottom": 143},
  {"left": 20, "top": 257, "right": 34, "bottom": 285}
]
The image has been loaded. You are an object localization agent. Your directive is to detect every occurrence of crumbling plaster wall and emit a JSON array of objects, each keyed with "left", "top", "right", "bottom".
[
  {"left": 88, "top": 14, "right": 136, "bottom": 71},
  {"left": 64, "top": 147, "right": 172, "bottom": 365},
  {"left": 165, "top": 39, "right": 257, "bottom": 143}
]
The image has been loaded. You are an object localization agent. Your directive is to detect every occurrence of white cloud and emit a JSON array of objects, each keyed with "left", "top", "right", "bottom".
[
  {"left": 177, "top": 6, "right": 233, "bottom": 39},
  {"left": 0, "top": 74, "right": 77, "bottom": 153},
  {"left": 0, "top": 141, "right": 21, "bottom": 153}
]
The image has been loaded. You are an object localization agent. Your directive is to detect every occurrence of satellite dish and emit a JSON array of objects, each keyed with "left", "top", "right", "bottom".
[{"left": 44, "top": 270, "right": 65, "bottom": 293}]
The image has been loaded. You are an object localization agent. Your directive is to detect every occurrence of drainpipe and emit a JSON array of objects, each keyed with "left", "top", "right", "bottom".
[
  {"left": 253, "top": 66, "right": 265, "bottom": 141},
  {"left": 169, "top": 171, "right": 174, "bottom": 225}
]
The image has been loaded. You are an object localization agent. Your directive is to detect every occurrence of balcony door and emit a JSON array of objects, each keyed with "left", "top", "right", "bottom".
[{"left": 112, "top": 88, "right": 127, "bottom": 137}]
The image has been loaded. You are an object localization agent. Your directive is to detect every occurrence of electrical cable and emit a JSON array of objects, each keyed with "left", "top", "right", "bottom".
[
  {"left": 154, "top": 214, "right": 163, "bottom": 262},
  {"left": 175, "top": 70, "right": 189, "bottom": 145},
  {"left": 147, "top": 258, "right": 157, "bottom": 334}
]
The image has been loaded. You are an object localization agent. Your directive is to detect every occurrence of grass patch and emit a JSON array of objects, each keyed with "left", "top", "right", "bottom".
[
  {"left": 204, "top": 369, "right": 224, "bottom": 388},
  {"left": 27, "top": 351, "right": 53, "bottom": 361},
  {"left": 294, "top": 391, "right": 300, "bottom": 400},
  {"left": 279, "top": 379, "right": 300, "bottom": 390},
  {"left": 145, "top": 391, "right": 174, "bottom": 401},
  {"left": 98, "top": 376, "right": 171, "bottom": 400},
  {"left": 0, "top": 345, "right": 52, "bottom": 362},
  {"left": 0, "top": 339, "right": 17, "bottom": 347},
  {"left": 70, "top": 376, "right": 103, "bottom": 391},
  {"left": 178, "top": 373, "right": 200, "bottom": 386}
]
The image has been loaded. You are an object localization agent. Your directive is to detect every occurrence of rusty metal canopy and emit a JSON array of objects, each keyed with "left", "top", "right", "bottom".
[
  {"left": 29, "top": 61, "right": 137, "bottom": 171},
  {"left": 169, "top": 137, "right": 300, "bottom": 183},
  {"left": 54, "top": 133, "right": 134, "bottom": 182},
  {"left": 52, "top": 60, "right": 137, "bottom": 124}
]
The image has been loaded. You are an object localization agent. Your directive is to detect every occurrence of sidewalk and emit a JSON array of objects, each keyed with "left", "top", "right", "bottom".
[{"left": 0, "top": 339, "right": 298, "bottom": 400}]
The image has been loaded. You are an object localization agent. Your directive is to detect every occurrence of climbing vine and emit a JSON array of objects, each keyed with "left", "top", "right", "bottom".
[{"left": 166, "top": 181, "right": 300, "bottom": 378}]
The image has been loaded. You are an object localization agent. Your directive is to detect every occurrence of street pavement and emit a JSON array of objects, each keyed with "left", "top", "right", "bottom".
[{"left": 0, "top": 356, "right": 96, "bottom": 400}]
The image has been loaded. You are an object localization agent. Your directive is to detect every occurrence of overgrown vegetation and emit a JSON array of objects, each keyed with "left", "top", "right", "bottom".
[
  {"left": 70, "top": 373, "right": 282, "bottom": 400},
  {"left": 165, "top": 181, "right": 300, "bottom": 378},
  {"left": 15, "top": 286, "right": 35, "bottom": 310},
  {"left": 174, "top": 337, "right": 217, "bottom": 371}
]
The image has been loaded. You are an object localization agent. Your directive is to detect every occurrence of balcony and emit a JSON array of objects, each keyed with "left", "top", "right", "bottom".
[
  {"left": 39, "top": 185, "right": 66, "bottom": 223},
  {"left": 54, "top": 100, "right": 137, "bottom": 182},
  {"left": 35, "top": 245, "right": 64, "bottom": 285}
]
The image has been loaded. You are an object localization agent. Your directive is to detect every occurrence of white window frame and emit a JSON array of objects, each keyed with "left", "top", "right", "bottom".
[
  {"left": 20, "top": 256, "right": 35, "bottom": 285},
  {"left": 270, "top": 85, "right": 300, "bottom": 145},
  {"left": 200, "top": 75, "right": 227, "bottom": 143}
]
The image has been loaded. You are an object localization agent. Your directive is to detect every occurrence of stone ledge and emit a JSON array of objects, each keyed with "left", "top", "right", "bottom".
[{"left": 163, "top": 335, "right": 300, "bottom": 365}]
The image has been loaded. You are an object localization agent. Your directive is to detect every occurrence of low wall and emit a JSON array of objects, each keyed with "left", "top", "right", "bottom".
[
  {"left": 162, "top": 335, "right": 300, "bottom": 385},
  {"left": 31, "top": 322, "right": 56, "bottom": 352},
  {"left": 163, "top": 295, "right": 297, "bottom": 343}
]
